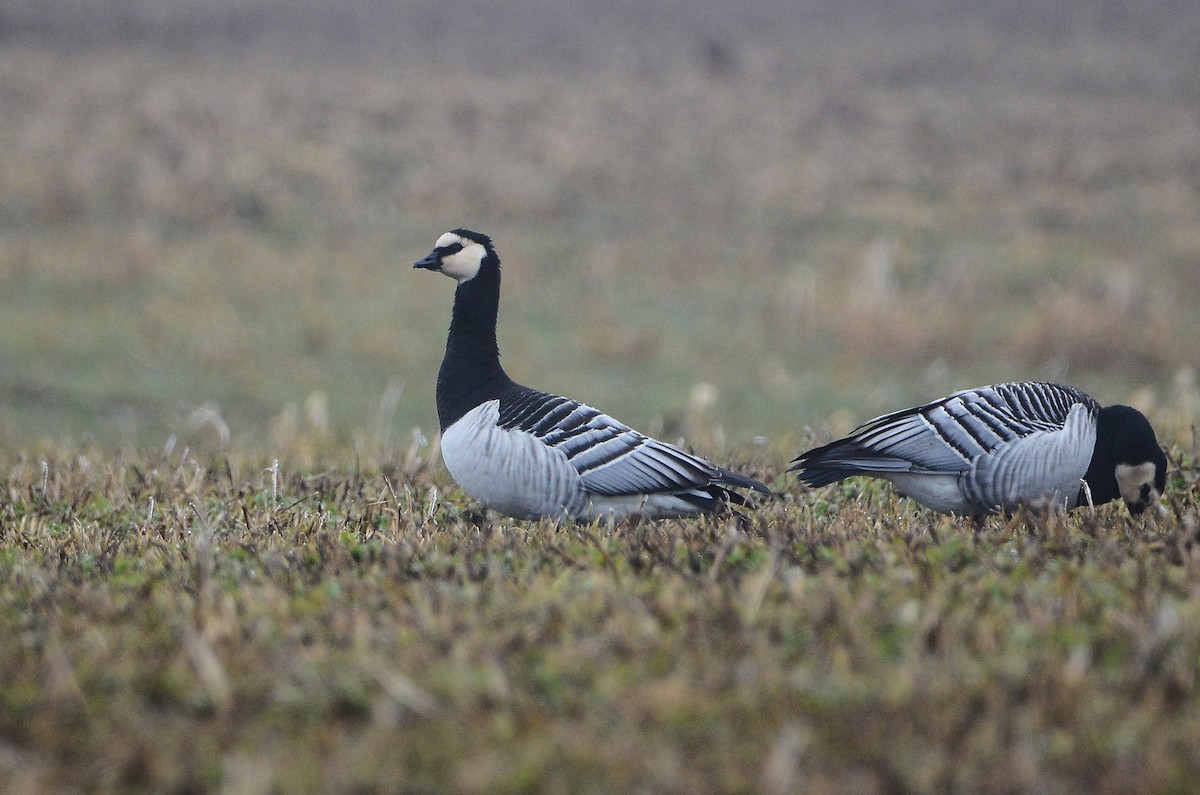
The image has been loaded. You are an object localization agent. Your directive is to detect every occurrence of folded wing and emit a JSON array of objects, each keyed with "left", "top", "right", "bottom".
[
  {"left": 792, "top": 382, "right": 1098, "bottom": 486},
  {"left": 499, "top": 388, "right": 766, "bottom": 499}
]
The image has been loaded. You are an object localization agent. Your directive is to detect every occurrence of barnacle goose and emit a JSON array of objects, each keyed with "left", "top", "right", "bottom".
[
  {"left": 414, "top": 229, "right": 770, "bottom": 521},
  {"left": 790, "top": 381, "right": 1167, "bottom": 517}
]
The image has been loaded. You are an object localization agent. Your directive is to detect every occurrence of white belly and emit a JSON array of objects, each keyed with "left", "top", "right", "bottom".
[{"left": 884, "top": 472, "right": 976, "bottom": 515}]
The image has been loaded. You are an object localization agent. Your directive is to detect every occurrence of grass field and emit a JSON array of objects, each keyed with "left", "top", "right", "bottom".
[
  {"left": 2, "top": 446, "right": 1200, "bottom": 792},
  {"left": 2, "top": 0, "right": 1200, "bottom": 791}
]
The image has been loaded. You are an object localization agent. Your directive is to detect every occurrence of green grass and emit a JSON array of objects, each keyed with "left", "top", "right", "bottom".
[{"left": 2, "top": 445, "right": 1199, "bottom": 792}]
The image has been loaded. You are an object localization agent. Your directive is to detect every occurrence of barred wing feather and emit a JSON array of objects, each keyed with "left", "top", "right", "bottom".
[
  {"left": 499, "top": 389, "right": 724, "bottom": 497},
  {"left": 794, "top": 382, "right": 1100, "bottom": 485}
]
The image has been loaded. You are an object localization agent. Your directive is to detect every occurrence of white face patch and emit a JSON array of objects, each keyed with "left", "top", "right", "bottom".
[
  {"left": 433, "top": 232, "right": 460, "bottom": 248},
  {"left": 434, "top": 232, "right": 487, "bottom": 283},
  {"left": 1116, "top": 461, "right": 1159, "bottom": 507}
]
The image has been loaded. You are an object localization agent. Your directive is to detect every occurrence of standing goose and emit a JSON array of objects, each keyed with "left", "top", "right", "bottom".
[
  {"left": 414, "top": 229, "right": 769, "bottom": 521},
  {"left": 790, "top": 381, "right": 1166, "bottom": 517}
]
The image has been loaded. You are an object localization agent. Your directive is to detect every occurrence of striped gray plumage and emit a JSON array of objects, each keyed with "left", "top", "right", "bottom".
[
  {"left": 498, "top": 390, "right": 720, "bottom": 495},
  {"left": 442, "top": 388, "right": 763, "bottom": 520},
  {"left": 417, "top": 229, "right": 769, "bottom": 521},
  {"left": 790, "top": 382, "right": 1165, "bottom": 516}
]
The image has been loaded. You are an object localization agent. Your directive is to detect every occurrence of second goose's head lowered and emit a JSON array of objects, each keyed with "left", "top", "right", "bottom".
[{"left": 413, "top": 229, "right": 495, "bottom": 283}]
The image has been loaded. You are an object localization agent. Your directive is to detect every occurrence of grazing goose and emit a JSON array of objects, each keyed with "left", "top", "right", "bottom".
[
  {"left": 790, "top": 381, "right": 1166, "bottom": 517},
  {"left": 414, "top": 228, "right": 769, "bottom": 521}
]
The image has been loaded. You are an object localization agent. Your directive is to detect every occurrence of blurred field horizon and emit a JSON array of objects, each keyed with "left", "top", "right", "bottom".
[{"left": 1, "top": 0, "right": 1199, "bottom": 456}]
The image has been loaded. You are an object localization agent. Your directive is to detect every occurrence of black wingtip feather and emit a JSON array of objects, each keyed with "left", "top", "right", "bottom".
[
  {"left": 788, "top": 465, "right": 856, "bottom": 489},
  {"left": 714, "top": 467, "right": 771, "bottom": 495},
  {"left": 788, "top": 439, "right": 863, "bottom": 488}
]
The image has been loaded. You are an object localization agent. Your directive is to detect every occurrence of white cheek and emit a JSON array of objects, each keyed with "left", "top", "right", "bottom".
[
  {"left": 441, "top": 244, "right": 485, "bottom": 282},
  {"left": 1116, "top": 461, "right": 1158, "bottom": 504}
]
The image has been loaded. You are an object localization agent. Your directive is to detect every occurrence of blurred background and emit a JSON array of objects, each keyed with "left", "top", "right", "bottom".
[{"left": 0, "top": 0, "right": 1198, "bottom": 456}]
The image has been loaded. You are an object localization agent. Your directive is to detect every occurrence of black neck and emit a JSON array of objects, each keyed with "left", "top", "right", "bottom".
[
  {"left": 435, "top": 265, "right": 515, "bottom": 430},
  {"left": 1080, "top": 405, "right": 1125, "bottom": 506},
  {"left": 1080, "top": 403, "right": 1165, "bottom": 507}
]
